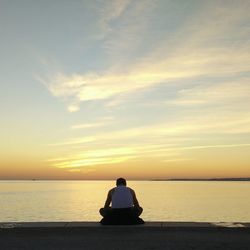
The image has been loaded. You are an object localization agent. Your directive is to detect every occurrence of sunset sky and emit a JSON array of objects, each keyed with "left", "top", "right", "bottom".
[{"left": 1, "top": 0, "right": 250, "bottom": 180}]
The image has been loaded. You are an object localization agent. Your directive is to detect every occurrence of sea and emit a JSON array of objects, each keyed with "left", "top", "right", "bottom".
[{"left": 0, "top": 180, "right": 250, "bottom": 222}]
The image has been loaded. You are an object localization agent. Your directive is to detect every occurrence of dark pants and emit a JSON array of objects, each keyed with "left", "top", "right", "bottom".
[
  {"left": 99, "top": 206, "right": 143, "bottom": 217},
  {"left": 99, "top": 207, "right": 144, "bottom": 225}
]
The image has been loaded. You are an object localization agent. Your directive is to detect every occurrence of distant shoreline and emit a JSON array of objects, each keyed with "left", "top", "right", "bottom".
[
  {"left": 153, "top": 178, "right": 250, "bottom": 181},
  {"left": 0, "top": 178, "right": 250, "bottom": 181}
]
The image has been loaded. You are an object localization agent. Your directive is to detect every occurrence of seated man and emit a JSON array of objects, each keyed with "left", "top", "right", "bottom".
[{"left": 99, "top": 178, "right": 144, "bottom": 225}]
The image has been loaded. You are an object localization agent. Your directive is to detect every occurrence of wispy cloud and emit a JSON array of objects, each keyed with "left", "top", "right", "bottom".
[
  {"left": 166, "top": 77, "right": 250, "bottom": 106},
  {"left": 98, "top": 0, "right": 132, "bottom": 33},
  {"left": 40, "top": 1, "right": 250, "bottom": 173},
  {"left": 50, "top": 111, "right": 250, "bottom": 147},
  {"left": 48, "top": 140, "right": 250, "bottom": 169},
  {"left": 44, "top": 0, "right": 250, "bottom": 112},
  {"left": 47, "top": 109, "right": 250, "bottom": 169},
  {"left": 67, "top": 104, "right": 80, "bottom": 113},
  {"left": 48, "top": 144, "right": 180, "bottom": 169},
  {"left": 70, "top": 116, "right": 114, "bottom": 130}
]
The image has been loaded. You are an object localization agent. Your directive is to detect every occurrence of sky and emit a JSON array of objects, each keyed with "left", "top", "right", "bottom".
[{"left": 0, "top": 0, "right": 250, "bottom": 180}]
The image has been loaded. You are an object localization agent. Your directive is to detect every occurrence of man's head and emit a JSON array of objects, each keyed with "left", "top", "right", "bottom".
[{"left": 116, "top": 177, "right": 127, "bottom": 186}]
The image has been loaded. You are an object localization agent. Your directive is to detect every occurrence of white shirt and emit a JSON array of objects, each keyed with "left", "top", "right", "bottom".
[{"left": 111, "top": 185, "right": 133, "bottom": 208}]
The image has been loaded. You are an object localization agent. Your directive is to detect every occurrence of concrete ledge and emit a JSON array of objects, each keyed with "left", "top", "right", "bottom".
[
  {"left": 1, "top": 222, "right": 250, "bottom": 250},
  {"left": 0, "top": 221, "right": 249, "bottom": 229}
]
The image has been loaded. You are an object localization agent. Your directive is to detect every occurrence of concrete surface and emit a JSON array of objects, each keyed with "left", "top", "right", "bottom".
[{"left": 0, "top": 222, "right": 250, "bottom": 250}]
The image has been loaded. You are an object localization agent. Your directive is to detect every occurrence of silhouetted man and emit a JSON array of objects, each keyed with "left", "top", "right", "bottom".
[{"left": 99, "top": 178, "right": 144, "bottom": 225}]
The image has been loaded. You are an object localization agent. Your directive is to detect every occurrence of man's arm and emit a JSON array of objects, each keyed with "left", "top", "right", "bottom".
[
  {"left": 104, "top": 189, "right": 113, "bottom": 208},
  {"left": 130, "top": 189, "right": 140, "bottom": 208}
]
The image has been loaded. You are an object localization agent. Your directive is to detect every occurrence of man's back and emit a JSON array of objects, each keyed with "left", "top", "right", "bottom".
[{"left": 111, "top": 186, "right": 133, "bottom": 208}]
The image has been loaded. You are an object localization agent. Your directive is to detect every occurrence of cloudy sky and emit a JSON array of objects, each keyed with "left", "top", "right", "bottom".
[{"left": 1, "top": 0, "right": 250, "bottom": 179}]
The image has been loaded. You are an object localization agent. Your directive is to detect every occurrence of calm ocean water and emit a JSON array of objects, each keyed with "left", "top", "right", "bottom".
[{"left": 0, "top": 180, "right": 250, "bottom": 222}]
